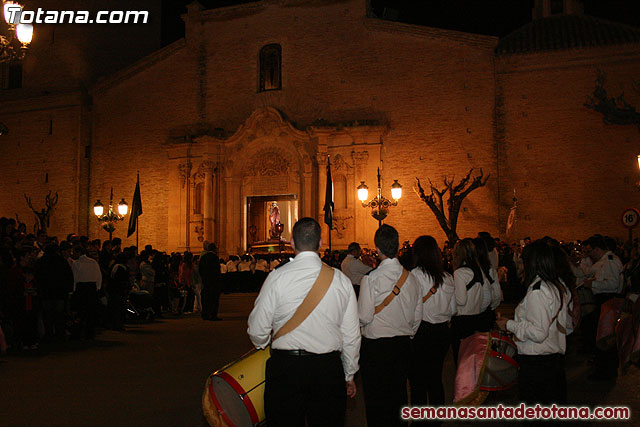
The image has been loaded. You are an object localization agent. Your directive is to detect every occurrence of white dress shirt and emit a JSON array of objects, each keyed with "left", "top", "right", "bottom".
[
  {"left": 341, "top": 254, "right": 373, "bottom": 285},
  {"left": 359, "top": 257, "right": 422, "bottom": 339},
  {"left": 507, "top": 277, "right": 573, "bottom": 355},
  {"left": 480, "top": 267, "right": 502, "bottom": 311},
  {"left": 226, "top": 260, "right": 238, "bottom": 272},
  {"left": 247, "top": 251, "right": 361, "bottom": 381},
  {"left": 254, "top": 259, "right": 269, "bottom": 272},
  {"left": 411, "top": 268, "right": 454, "bottom": 324},
  {"left": 590, "top": 251, "right": 624, "bottom": 295},
  {"left": 237, "top": 261, "right": 252, "bottom": 272},
  {"left": 71, "top": 255, "right": 102, "bottom": 291},
  {"left": 489, "top": 248, "right": 499, "bottom": 272},
  {"left": 453, "top": 266, "right": 484, "bottom": 316}
]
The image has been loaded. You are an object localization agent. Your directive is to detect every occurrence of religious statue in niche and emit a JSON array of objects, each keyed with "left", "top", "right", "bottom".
[{"left": 269, "top": 201, "right": 281, "bottom": 239}]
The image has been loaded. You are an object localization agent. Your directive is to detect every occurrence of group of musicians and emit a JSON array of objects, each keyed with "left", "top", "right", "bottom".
[{"left": 247, "top": 218, "right": 624, "bottom": 426}]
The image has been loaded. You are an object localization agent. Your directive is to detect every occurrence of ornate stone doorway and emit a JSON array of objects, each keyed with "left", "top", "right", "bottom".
[{"left": 246, "top": 194, "right": 298, "bottom": 249}]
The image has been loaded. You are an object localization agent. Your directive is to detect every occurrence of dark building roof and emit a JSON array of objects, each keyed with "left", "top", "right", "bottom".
[{"left": 496, "top": 14, "right": 640, "bottom": 55}]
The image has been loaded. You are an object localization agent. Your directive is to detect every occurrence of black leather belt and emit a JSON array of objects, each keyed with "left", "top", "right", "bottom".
[{"left": 271, "top": 349, "right": 316, "bottom": 356}]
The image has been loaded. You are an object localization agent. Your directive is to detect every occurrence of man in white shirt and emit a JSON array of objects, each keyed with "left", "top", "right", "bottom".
[
  {"left": 583, "top": 235, "right": 624, "bottom": 380},
  {"left": 340, "top": 242, "right": 372, "bottom": 297},
  {"left": 358, "top": 225, "right": 422, "bottom": 427},
  {"left": 248, "top": 218, "right": 361, "bottom": 426},
  {"left": 71, "top": 245, "right": 102, "bottom": 339}
]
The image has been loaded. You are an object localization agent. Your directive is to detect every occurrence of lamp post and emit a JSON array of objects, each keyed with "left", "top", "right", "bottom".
[
  {"left": 357, "top": 167, "right": 402, "bottom": 227},
  {"left": 1, "top": 1, "right": 33, "bottom": 63},
  {"left": 93, "top": 187, "right": 128, "bottom": 240}
]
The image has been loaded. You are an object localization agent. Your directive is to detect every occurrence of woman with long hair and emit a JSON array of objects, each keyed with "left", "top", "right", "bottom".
[
  {"left": 409, "top": 236, "right": 454, "bottom": 409},
  {"left": 450, "top": 238, "right": 486, "bottom": 364},
  {"left": 497, "top": 240, "right": 573, "bottom": 404},
  {"left": 473, "top": 237, "right": 501, "bottom": 331},
  {"left": 179, "top": 251, "right": 194, "bottom": 313}
]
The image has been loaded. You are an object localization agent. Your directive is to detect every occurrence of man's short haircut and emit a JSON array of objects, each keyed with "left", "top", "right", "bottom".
[
  {"left": 374, "top": 224, "right": 399, "bottom": 258},
  {"left": 347, "top": 242, "right": 361, "bottom": 254},
  {"left": 292, "top": 217, "right": 321, "bottom": 251}
]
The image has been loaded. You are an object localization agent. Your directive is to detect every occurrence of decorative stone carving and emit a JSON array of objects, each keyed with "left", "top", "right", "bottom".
[
  {"left": 194, "top": 160, "right": 216, "bottom": 180},
  {"left": 179, "top": 162, "right": 192, "bottom": 188},
  {"left": 333, "top": 215, "right": 353, "bottom": 239},
  {"left": 332, "top": 154, "right": 352, "bottom": 171},
  {"left": 247, "top": 150, "right": 290, "bottom": 176},
  {"left": 194, "top": 221, "right": 204, "bottom": 242}
]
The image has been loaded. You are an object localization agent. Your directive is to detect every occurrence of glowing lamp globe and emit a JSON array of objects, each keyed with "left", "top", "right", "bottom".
[
  {"left": 391, "top": 180, "right": 402, "bottom": 200},
  {"left": 357, "top": 181, "right": 369, "bottom": 202}
]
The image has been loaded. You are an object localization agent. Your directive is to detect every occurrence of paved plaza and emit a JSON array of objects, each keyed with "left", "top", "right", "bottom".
[{"left": 1, "top": 296, "right": 638, "bottom": 426}]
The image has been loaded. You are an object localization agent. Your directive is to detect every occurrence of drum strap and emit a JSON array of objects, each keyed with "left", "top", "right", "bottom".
[
  {"left": 272, "top": 264, "right": 335, "bottom": 342},
  {"left": 374, "top": 269, "right": 410, "bottom": 314},
  {"left": 422, "top": 286, "right": 437, "bottom": 303}
]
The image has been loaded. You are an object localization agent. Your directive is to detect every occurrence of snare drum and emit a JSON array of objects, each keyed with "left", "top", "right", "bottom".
[
  {"left": 203, "top": 347, "right": 271, "bottom": 427},
  {"left": 480, "top": 332, "right": 518, "bottom": 392}
]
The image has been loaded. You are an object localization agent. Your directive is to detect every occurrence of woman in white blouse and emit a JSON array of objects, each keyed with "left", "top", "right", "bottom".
[
  {"left": 450, "top": 238, "right": 486, "bottom": 364},
  {"left": 409, "top": 236, "right": 454, "bottom": 408},
  {"left": 473, "top": 237, "right": 501, "bottom": 331},
  {"left": 497, "top": 240, "right": 572, "bottom": 404}
]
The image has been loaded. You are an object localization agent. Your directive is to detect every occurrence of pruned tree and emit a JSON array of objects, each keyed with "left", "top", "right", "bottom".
[
  {"left": 25, "top": 191, "right": 58, "bottom": 234},
  {"left": 413, "top": 168, "right": 489, "bottom": 243}
]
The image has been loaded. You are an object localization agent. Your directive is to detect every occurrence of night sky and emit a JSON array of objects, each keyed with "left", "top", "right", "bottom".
[{"left": 161, "top": 0, "right": 640, "bottom": 46}]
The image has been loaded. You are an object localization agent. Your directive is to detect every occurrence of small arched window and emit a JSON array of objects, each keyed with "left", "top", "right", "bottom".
[
  {"left": 259, "top": 44, "right": 281, "bottom": 92},
  {"left": 335, "top": 175, "right": 348, "bottom": 209},
  {"left": 194, "top": 182, "right": 204, "bottom": 215}
]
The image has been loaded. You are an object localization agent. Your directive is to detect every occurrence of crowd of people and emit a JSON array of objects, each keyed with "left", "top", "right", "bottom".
[
  {"left": 248, "top": 217, "right": 638, "bottom": 427},
  {"left": 0, "top": 216, "right": 290, "bottom": 354}
]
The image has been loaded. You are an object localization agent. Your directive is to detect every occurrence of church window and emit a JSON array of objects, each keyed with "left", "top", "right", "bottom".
[
  {"left": 335, "top": 175, "right": 347, "bottom": 209},
  {"left": 1, "top": 63, "right": 22, "bottom": 89},
  {"left": 550, "top": 0, "right": 563, "bottom": 15},
  {"left": 259, "top": 44, "right": 281, "bottom": 92},
  {"left": 194, "top": 182, "right": 204, "bottom": 214}
]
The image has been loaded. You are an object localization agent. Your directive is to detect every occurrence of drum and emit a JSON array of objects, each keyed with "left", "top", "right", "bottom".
[
  {"left": 596, "top": 298, "right": 624, "bottom": 351},
  {"left": 203, "top": 346, "right": 271, "bottom": 427},
  {"left": 480, "top": 332, "right": 518, "bottom": 392},
  {"left": 454, "top": 332, "right": 518, "bottom": 406}
]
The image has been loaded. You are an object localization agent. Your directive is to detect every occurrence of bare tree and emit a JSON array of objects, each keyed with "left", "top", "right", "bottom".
[
  {"left": 414, "top": 168, "right": 489, "bottom": 243},
  {"left": 584, "top": 69, "right": 640, "bottom": 130},
  {"left": 25, "top": 191, "right": 59, "bottom": 234}
]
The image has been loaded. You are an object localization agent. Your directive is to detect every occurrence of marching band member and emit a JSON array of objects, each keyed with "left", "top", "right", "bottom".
[
  {"left": 359, "top": 225, "right": 422, "bottom": 427},
  {"left": 497, "top": 240, "right": 573, "bottom": 404},
  {"left": 408, "top": 235, "right": 454, "bottom": 410},
  {"left": 450, "top": 238, "right": 487, "bottom": 364},
  {"left": 247, "top": 218, "right": 361, "bottom": 426},
  {"left": 474, "top": 237, "right": 501, "bottom": 331}
]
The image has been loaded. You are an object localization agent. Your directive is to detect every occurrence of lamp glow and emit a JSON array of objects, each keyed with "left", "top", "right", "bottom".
[
  {"left": 357, "top": 181, "right": 369, "bottom": 202},
  {"left": 391, "top": 180, "right": 402, "bottom": 200},
  {"left": 118, "top": 198, "right": 128, "bottom": 215},
  {"left": 15, "top": 23, "right": 32, "bottom": 44},
  {"left": 93, "top": 200, "right": 104, "bottom": 217},
  {"left": 637, "top": 154, "right": 640, "bottom": 171},
  {"left": 3, "top": 1, "right": 21, "bottom": 25}
]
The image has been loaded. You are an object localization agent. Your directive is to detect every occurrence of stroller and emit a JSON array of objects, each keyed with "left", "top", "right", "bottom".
[{"left": 126, "top": 289, "right": 155, "bottom": 322}]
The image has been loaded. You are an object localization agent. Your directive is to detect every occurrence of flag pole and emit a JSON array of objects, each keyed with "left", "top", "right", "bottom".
[
  {"left": 328, "top": 155, "right": 332, "bottom": 252},
  {"left": 136, "top": 171, "right": 140, "bottom": 249}
]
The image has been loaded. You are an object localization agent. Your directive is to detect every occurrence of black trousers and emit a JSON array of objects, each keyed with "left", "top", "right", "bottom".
[
  {"left": 518, "top": 353, "right": 566, "bottom": 405},
  {"left": 450, "top": 313, "right": 486, "bottom": 365},
  {"left": 361, "top": 336, "right": 411, "bottom": 427},
  {"left": 74, "top": 282, "right": 97, "bottom": 339},
  {"left": 410, "top": 321, "right": 450, "bottom": 407},
  {"left": 265, "top": 350, "right": 346, "bottom": 427}
]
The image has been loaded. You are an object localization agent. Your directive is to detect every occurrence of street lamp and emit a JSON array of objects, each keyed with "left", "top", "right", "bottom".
[
  {"left": 93, "top": 187, "right": 128, "bottom": 240},
  {"left": 1, "top": 1, "right": 33, "bottom": 63},
  {"left": 357, "top": 167, "right": 402, "bottom": 227}
]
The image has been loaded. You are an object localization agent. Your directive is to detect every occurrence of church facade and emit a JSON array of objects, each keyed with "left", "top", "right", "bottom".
[{"left": 2, "top": 0, "right": 640, "bottom": 255}]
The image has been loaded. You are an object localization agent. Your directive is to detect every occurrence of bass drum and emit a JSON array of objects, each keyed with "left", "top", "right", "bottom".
[{"left": 203, "top": 347, "right": 271, "bottom": 427}]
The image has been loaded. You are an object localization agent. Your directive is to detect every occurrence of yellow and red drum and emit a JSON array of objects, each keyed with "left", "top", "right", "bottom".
[{"left": 203, "top": 346, "right": 271, "bottom": 427}]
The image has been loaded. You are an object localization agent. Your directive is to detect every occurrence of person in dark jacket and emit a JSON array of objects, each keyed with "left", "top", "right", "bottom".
[
  {"left": 36, "top": 244, "right": 73, "bottom": 342},
  {"left": 108, "top": 253, "right": 129, "bottom": 331},
  {"left": 199, "top": 243, "right": 221, "bottom": 321}
]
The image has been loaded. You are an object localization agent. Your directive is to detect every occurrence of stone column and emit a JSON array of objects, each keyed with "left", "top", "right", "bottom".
[
  {"left": 178, "top": 162, "right": 192, "bottom": 251},
  {"left": 202, "top": 161, "right": 216, "bottom": 243}
]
